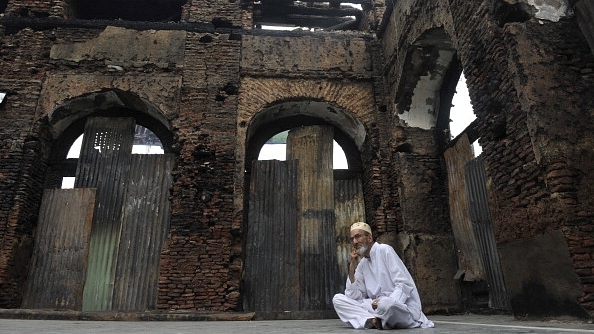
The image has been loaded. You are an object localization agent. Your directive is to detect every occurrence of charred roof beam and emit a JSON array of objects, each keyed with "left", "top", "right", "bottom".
[
  {"left": 255, "top": 3, "right": 362, "bottom": 18},
  {"left": 253, "top": 1, "right": 362, "bottom": 29},
  {"left": 256, "top": 14, "right": 355, "bottom": 29}
]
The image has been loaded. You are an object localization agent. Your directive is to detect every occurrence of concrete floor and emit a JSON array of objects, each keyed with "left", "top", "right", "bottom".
[{"left": 1, "top": 315, "right": 593, "bottom": 334}]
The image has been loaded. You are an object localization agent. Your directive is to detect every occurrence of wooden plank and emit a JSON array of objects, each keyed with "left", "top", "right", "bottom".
[
  {"left": 443, "top": 133, "right": 485, "bottom": 281},
  {"left": 21, "top": 188, "right": 95, "bottom": 310}
]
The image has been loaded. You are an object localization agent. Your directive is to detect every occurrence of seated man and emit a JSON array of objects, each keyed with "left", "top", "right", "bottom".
[{"left": 333, "top": 222, "right": 434, "bottom": 329}]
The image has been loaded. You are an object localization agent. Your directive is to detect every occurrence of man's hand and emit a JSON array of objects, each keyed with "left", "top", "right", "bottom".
[
  {"left": 350, "top": 246, "right": 360, "bottom": 263},
  {"left": 371, "top": 299, "right": 379, "bottom": 310}
]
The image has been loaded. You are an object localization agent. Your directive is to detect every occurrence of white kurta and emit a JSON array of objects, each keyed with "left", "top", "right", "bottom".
[{"left": 333, "top": 242, "right": 434, "bottom": 329}]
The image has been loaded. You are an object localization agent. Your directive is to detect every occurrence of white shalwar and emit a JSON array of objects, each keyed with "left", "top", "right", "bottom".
[{"left": 333, "top": 243, "right": 434, "bottom": 329}]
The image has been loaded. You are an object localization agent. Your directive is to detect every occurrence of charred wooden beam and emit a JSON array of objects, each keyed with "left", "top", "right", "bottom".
[
  {"left": 255, "top": 3, "right": 362, "bottom": 18},
  {"left": 256, "top": 15, "right": 355, "bottom": 29},
  {"left": 259, "top": 0, "right": 369, "bottom": 5},
  {"left": 323, "top": 19, "right": 358, "bottom": 31},
  {"left": 288, "top": 14, "right": 355, "bottom": 27},
  {"left": 253, "top": 1, "right": 362, "bottom": 28}
]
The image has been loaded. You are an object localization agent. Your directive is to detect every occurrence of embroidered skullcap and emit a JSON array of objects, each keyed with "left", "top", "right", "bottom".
[{"left": 350, "top": 222, "right": 372, "bottom": 235}]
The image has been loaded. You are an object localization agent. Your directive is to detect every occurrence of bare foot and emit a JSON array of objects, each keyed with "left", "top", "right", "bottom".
[
  {"left": 372, "top": 318, "right": 383, "bottom": 330},
  {"left": 365, "top": 317, "right": 383, "bottom": 329}
]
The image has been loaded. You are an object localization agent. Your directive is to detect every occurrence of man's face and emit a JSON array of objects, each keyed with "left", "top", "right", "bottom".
[{"left": 350, "top": 229, "right": 372, "bottom": 256}]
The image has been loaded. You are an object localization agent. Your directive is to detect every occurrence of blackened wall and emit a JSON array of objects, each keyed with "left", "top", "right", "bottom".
[{"left": 1, "top": 0, "right": 593, "bottom": 318}]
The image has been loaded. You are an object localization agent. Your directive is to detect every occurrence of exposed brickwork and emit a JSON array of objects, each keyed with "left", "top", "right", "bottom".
[
  {"left": 447, "top": 0, "right": 594, "bottom": 315},
  {"left": 0, "top": 25, "right": 50, "bottom": 306},
  {"left": 183, "top": 0, "right": 242, "bottom": 28},
  {"left": 0, "top": 0, "right": 593, "bottom": 318},
  {"left": 161, "top": 28, "right": 241, "bottom": 310},
  {"left": 4, "top": 0, "right": 51, "bottom": 18}
]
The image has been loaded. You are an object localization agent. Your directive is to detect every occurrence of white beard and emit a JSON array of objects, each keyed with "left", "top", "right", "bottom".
[{"left": 356, "top": 244, "right": 368, "bottom": 256}]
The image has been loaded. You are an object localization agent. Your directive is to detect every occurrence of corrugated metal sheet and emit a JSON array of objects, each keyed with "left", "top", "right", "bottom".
[
  {"left": 334, "top": 178, "right": 365, "bottom": 291},
  {"left": 444, "top": 133, "right": 485, "bottom": 281},
  {"left": 245, "top": 125, "right": 354, "bottom": 312},
  {"left": 21, "top": 188, "right": 96, "bottom": 310},
  {"left": 465, "top": 156, "right": 511, "bottom": 310},
  {"left": 287, "top": 125, "right": 338, "bottom": 310},
  {"left": 77, "top": 117, "right": 135, "bottom": 311},
  {"left": 112, "top": 154, "right": 174, "bottom": 311},
  {"left": 245, "top": 160, "right": 300, "bottom": 312}
]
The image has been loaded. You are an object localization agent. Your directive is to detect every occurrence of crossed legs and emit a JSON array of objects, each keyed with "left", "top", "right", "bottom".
[{"left": 333, "top": 294, "right": 419, "bottom": 330}]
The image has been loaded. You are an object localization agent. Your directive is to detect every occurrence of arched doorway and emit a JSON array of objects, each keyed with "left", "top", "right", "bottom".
[
  {"left": 242, "top": 100, "right": 366, "bottom": 316},
  {"left": 22, "top": 90, "right": 175, "bottom": 312}
]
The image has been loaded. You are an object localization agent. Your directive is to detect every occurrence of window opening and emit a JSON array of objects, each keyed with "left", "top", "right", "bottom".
[
  {"left": 61, "top": 124, "right": 164, "bottom": 189},
  {"left": 450, "top": 73, "right": 482, "bottom": 156},
  {"left": 258, "top": 130, "right": 348, "bottom": 169},
  {"left": 254, "top": 1, "right": 363, "bottom": 31}
]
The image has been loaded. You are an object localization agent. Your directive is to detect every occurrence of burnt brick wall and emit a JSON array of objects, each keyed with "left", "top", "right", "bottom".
[
  {"left": 183, "top": 0, "right": 243, "bottom": 28},
  {"left": 502, "top": 20, "right": 594, "bottom": 313},
  {"left": 235, "top": 31, "right": 390, "bottom": 240},
  {"left": 0, "top": 0, "right": 244, "bottom": 311},
  {"left": 379, "top": 0, "right": 454, "bottom": 237},
  {"left": 378, "top": 0, "right": 459, "bottom": 311},
  {"left": 4, "top": 0, "right": 51, "bottom": 18},
  {"left": 446, "top": 0, "right": 594, "bottom": 315},
  {"left": 379, "top": 0, "right": 594, "bottom": 315},
  {"left": 2, "top": 0, "right": 593, "bottom": 317},
  {"left": 161, "top": 30, "right": 241, "bottom": 311},
  {"left": 0, "top": 22, "right": 54, "bottom": 307},
  {"left": 364, "top": 39, "right": 393, "bottom": 235}
]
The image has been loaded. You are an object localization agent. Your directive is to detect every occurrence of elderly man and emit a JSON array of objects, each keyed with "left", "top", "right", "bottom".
[{"left": 333, "top": 222, "right": 434, "bottom": 330}]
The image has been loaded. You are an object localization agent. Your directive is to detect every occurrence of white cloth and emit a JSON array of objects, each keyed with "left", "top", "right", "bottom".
[{"left": 333, "top": 242, "right": 434, "bottom": 329}]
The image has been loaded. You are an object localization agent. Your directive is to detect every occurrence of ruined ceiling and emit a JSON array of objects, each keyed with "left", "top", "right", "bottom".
[{"left": 252, "top": 0, "right": 366, "bottom": 30}]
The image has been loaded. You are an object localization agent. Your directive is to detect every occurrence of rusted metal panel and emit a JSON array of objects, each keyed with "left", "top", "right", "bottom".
[
  {"left": 245, "top": 160, "right": 300, "bottom": 312},
  {"left": 443, "top": 133, "right": 485, "bottom": 281},
  {"left": 21, "top": 188, "right": 96, "bottom": 310},
  {"left": 334, "top": 178, "right": 365, "bottom": 291},
  {"left": 465, "top": 156, "right": 511, "bottom": 310},
  {"left": 112, "top": 154, "right": 174, "bottom": 311},
  {"left": 77, "top": 117, "right": 135, "bottom": 311},
  {"left": 286, "top": 125, "right": 339, "bottom": 310}
]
